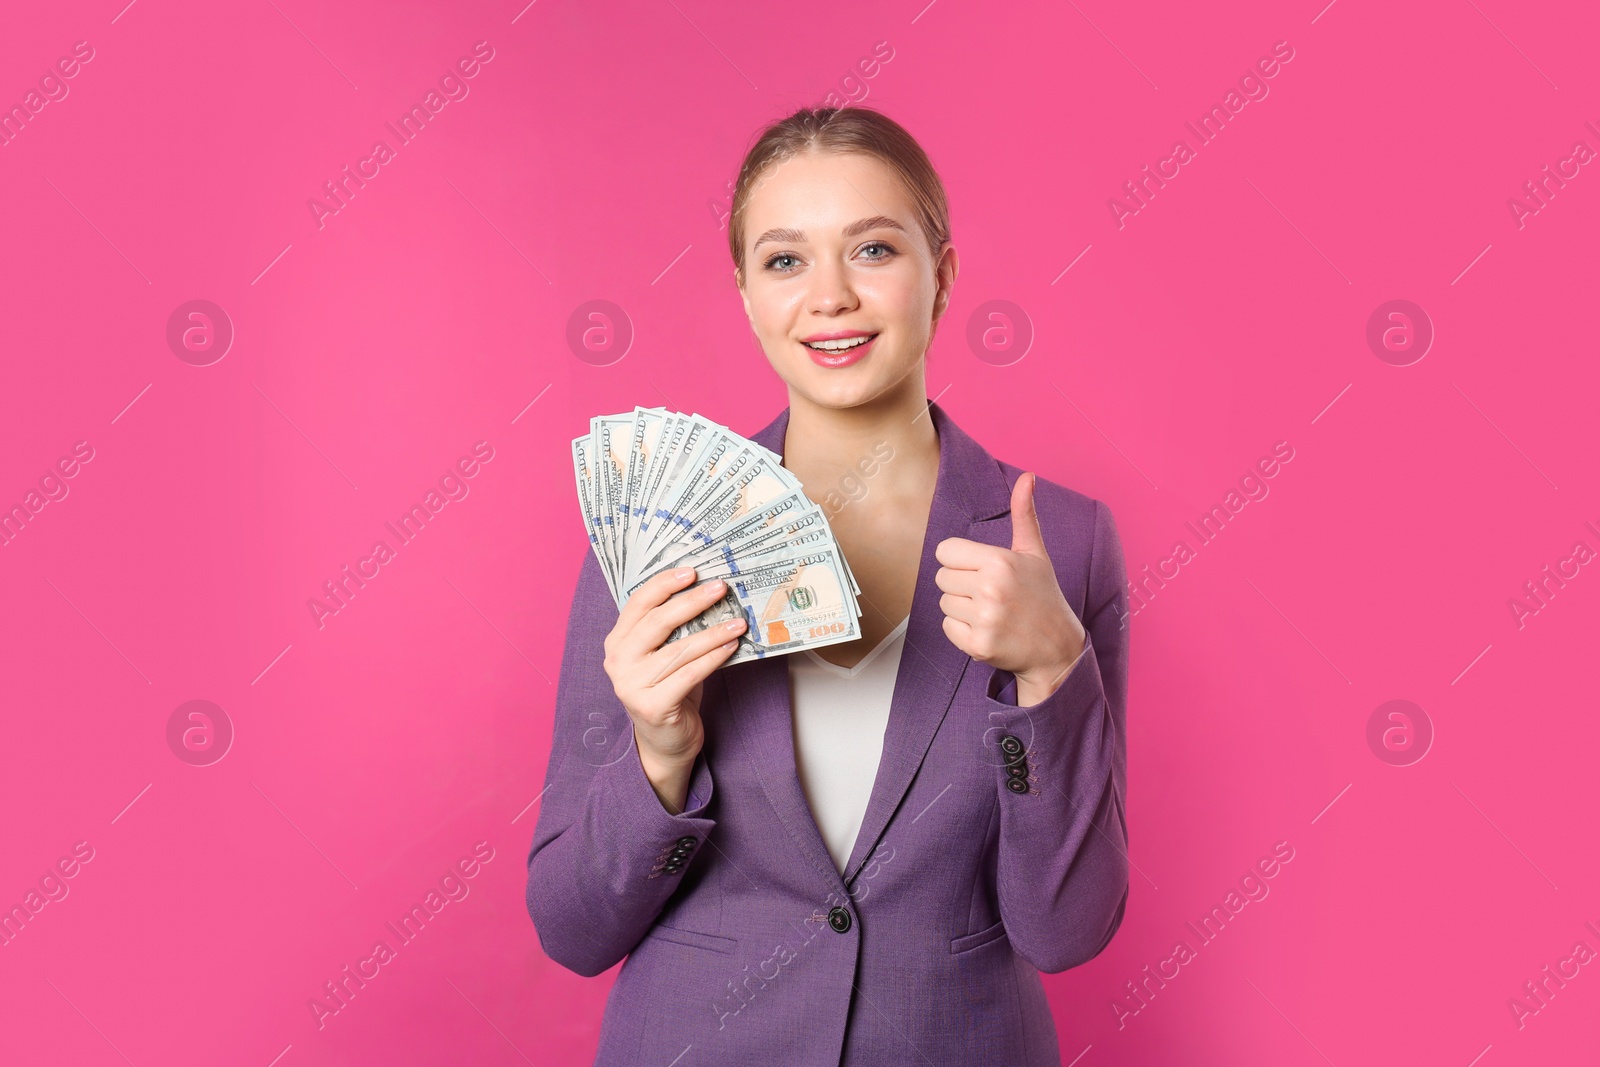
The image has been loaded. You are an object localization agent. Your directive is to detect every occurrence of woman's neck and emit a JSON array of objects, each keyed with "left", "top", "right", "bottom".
[{"left": 779, "top": 380, "right": 940, "bottom": 499}]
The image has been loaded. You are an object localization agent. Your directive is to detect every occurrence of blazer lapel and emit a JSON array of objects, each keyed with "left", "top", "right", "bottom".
[{"left": 722, "top": 399, "right": 1014, "bottom": 891}]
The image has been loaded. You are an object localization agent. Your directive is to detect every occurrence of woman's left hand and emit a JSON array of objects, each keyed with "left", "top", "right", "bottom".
[{"left": 934, "top": 472, "right": 1087, "bottom": 707}]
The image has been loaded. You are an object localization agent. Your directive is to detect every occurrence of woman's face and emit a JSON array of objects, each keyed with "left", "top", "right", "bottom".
[{"left": 737, "top": 149, "right": 957, "bottom": 411}]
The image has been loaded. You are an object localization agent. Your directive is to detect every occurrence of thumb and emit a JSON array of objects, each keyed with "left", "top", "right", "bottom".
[{"left": 1009, "top": 471, "right": 1049, "bottom": 559}]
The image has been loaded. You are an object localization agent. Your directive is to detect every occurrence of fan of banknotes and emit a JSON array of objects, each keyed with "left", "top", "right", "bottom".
[{"left": 572, "top": 407, "right": 863, "bottom": 665}]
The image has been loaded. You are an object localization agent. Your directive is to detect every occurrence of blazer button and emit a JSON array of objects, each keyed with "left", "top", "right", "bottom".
[
  {"left": 1005, "top": 777, "right": 1030, "bottom": 794},
  {"left": 676, "top": 836, "right": 697, "bottom": 847},
  {"left": 999, "top": 735, "right": 1025, "bottom": 758},
  {"left": 1005, "top": 762, "right": 1029, "bottom": 780},
  {"left": 827, "top": 906, "right": 852, "bottom": 934}
]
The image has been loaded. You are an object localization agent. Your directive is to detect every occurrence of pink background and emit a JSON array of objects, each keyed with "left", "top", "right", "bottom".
[{"left": 2, "top": 1, "right": 1597, "bottom": 1064}]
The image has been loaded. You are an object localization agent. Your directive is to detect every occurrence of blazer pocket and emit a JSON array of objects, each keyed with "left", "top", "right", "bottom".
[
  {"left": 950, "top": 917, "right": 1008, "bottom": 955},
  {"left": 646, "top": 923, "right": 739, "bottom": 955}
]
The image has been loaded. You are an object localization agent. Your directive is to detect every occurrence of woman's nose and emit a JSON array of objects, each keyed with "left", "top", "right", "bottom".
[{"left": 805, "top": 260, "right": 858, "bottom": 314}]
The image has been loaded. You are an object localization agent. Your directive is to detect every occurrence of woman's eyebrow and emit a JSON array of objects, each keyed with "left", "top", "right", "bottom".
[{"left": 752, "top": 215, "right": 908, "bottom": 251}]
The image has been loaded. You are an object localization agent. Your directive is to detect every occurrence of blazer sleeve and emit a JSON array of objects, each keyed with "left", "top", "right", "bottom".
[
  {"left": 983, "top": 497, "right": 1131, "bottom": 974},
  {"left": 525, "top": 548, "right": 718, "bottom": 978}
]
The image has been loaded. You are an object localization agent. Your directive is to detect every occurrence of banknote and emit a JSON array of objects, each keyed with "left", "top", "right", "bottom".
[
  {"left": 669, "top": 547, "right": 861, "bottom": 664},
  {"left": 572, "top": 407, "right": 862, "bottom": 663}
]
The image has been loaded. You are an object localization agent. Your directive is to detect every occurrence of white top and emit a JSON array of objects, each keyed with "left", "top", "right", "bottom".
[{"left": 788, "top": 615, "right": 911, "bottom": 874}]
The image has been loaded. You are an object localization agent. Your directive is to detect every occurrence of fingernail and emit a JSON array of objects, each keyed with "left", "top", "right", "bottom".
[
  {"left": 723, "top": 618, "right": 745, "bottom": 631},
  {"left": 673, "top": 567, "right": 693, "bottom": 580},
  {"left": 709, "top": 579, "right": 726, "bottom": 593}
]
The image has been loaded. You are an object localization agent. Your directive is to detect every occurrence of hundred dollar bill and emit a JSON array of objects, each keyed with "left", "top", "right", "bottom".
[
  {"left": 592, "top": 415, "right": 633, "bottom": 571},
  {"left": 634, "top": 427, "right": 739, "bottom": 565},
  {"left": 574, "top": 407, "right": 864, "bottom": 660},
  {"left": 669, "top": 546, "right": 861, "bottom": 664},
  {"left": 632, "top": 453, "right": 796, "bottom": 587},
  {"left": 629, "top": 484, "right": 864, "bottom": 608},
  {"left": 571, "top": 434, "right": 619, "bottom": 603},
  {"left": 623, "top": 411, "right": 685, "bottom": 567},
  {"left": 628, "top": 414, "right": 718, "bottom": 571},
  {"left": 621, "top": 406, "right": 668, "bottom": 564},
  {"left": 673, "top": 488, "right": 861, "bottom": 600},
  {"left": 694, "top": 541, "right": 858, "bottom": 625},
  {"left": 639, "top": 426, "right": 796, "bottom": 568},
  {"left": 633, "top": 489, "right": 815, "bottom": 585}
]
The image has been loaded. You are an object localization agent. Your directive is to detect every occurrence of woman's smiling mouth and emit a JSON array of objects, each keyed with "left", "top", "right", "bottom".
[{"left": 802, "top": 332, "right": 880, "bottom": 368}]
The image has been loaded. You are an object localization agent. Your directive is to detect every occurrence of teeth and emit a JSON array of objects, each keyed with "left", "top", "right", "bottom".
[{"left": 804, "top": 335, "right": 874, "bottom": 352}]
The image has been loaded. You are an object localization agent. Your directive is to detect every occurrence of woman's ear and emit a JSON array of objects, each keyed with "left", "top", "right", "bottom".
[{"left": 931, "top": 244, "right": 959, "bottom": 325}]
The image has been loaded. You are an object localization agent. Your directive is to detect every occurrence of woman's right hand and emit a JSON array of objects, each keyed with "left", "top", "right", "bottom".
[{"left": 602, "top": 566, "right": 747, "bottom": 807}]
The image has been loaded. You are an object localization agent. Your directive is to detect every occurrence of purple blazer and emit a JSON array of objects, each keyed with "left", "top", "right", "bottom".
[{"left": 526, "top": 399, "right": 1130, "bottom": 1066}]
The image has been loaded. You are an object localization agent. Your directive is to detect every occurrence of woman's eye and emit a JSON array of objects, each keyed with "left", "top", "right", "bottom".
[{"left": 762, "top": 243, "right": 895, "bottom": 272}]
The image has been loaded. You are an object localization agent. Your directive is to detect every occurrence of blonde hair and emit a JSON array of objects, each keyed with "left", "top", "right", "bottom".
[{"left": 727, "top": 106, "right": 951, "bottom": 287}]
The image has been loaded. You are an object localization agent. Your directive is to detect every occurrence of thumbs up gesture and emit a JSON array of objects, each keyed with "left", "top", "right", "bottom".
[{"left": 934, "top": 472, "right": 1088, "bottom": 707}]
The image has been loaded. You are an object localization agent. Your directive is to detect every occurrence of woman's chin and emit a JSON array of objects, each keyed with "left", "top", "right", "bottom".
[
  {"left": 772, "top": 351, "right": 920, "bottom": 411},
  {"left": 793, "top": 378, "right": 895, "bottom": 413}
]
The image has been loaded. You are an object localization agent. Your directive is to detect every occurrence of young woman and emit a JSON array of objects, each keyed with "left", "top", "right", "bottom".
[{"left": 527, "top": 106, "right": 1131, "bottom": 1067}]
